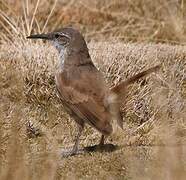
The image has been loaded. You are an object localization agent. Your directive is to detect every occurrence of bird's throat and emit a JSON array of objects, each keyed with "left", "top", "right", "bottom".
[
  {"left": 58, "top": 47, "right": 91, "bottom": 69},
  {"left": 59, "top": 48, "right": 68, "bottom": 69}
]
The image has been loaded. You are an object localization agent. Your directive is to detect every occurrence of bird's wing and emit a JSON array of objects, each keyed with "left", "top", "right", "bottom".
[{"left": 55, "top": 65, "right": 113, "bottom": 135}]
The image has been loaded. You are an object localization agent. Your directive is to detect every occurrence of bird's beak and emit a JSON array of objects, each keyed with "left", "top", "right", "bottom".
[{"left": 27, "top": 33, "right": 52, "bottom": 40}]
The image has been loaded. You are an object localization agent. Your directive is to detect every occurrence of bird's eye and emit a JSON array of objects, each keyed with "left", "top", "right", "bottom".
[{"left": 54, "top": 34, "right": 60, "bottom": 39}]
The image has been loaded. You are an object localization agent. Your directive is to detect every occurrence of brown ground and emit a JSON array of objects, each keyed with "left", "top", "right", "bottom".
[{"left": 0, "top": 0, "right": 186, "bottom": 179}]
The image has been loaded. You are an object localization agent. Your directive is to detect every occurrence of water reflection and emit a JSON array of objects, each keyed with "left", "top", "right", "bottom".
[{"left": 122, "top": 145, "right": 186, "bottom": 180}]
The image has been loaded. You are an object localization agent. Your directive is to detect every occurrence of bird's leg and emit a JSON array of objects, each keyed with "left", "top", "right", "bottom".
[
  {"left": 71, "top": 124, "right": 84, "bottom": 154},
  {"left": 98, "top": 134, "right": 118, "bottom": 152},
  {"left": 84, "top": 134, "right": 117, "bottom": 153},
  {"left": 99, "top": 135, "right": 105, "bottom": 147},
  {"left": 61, "top": 123, "right": 84, "bottom": 157}
]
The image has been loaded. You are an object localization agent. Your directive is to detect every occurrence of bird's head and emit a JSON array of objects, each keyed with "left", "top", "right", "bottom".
[{"left": 27, "top": 27, "right": 88, "bottom": 54}]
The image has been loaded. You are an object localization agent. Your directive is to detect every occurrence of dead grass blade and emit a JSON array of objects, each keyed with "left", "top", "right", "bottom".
[
  {"left": 29, "top": 0, "right": 40, "bottom": 35},
  {"left": 42, "top": 0, "right": 58, "bottom": 33}
]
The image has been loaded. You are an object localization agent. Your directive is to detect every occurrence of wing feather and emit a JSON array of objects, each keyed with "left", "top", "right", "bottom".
[{"left": 55, "top": 66, "right": 113, "bottom": 135}]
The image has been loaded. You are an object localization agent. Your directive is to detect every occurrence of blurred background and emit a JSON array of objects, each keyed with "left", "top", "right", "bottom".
[{"left": 1, "top": 0, "right": 186, "bottom": 43}]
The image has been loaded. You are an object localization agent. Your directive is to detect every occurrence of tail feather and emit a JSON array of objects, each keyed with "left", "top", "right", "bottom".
[
  {"left": 110, "top": 64, "right": 161, "bottom": 94},
  {"left": 109, "top": 64, "right": 161, "bottom": 130}
]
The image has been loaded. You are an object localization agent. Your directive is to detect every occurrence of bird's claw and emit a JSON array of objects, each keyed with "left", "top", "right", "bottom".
[{"left": 61, "top": 148, "right": 84, "bottom": 157}]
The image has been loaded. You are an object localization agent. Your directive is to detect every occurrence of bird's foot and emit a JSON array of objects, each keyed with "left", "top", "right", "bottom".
[
  {"left": 61, "top": 148, "right": 84, "bottom": 157},
  {"left": 61, "top": 144, "right": 119, "bottom": 157}
]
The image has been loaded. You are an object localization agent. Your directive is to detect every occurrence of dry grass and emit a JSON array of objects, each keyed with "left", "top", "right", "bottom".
[
  {"left": 1, "top": 0, "right": 186, "bottom": 43},
  {"left": 0, "top": 0, "right": 186, "bottom": 179}
]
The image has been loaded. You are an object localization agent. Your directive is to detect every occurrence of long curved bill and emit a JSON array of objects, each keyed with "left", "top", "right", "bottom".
[{"left": 27, "top": 33, "right": 52, "bottom": 40}]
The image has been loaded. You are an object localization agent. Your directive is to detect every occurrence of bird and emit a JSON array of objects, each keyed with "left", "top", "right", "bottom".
[{"left": 27, "top": 27, "right": 160, "bottom": 156}]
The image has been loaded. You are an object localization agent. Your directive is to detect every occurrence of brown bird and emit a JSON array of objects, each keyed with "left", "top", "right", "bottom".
[{"left": 27, "top": 27, "right": 160, "bottom": 156}]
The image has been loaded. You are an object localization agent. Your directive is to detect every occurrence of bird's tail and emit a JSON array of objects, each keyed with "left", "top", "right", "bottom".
[
  {"left": 109, "top": 64, "right": 160, "bottom": 130},
  {"left": 110, "top": 64, "right": 161, "bottom": 94}
]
